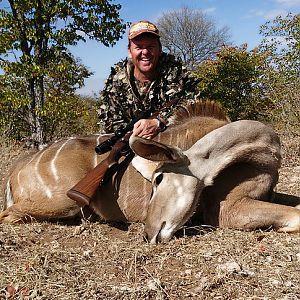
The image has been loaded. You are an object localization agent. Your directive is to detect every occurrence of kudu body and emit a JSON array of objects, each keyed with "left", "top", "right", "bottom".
[
  {"left": 1, "top": 101, "right": 299, "bottom": 243},
  {"left": 1, "top": 101, "right": 228, "bottom": 224}
]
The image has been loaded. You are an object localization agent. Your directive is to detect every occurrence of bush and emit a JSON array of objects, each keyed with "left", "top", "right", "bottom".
[
  {"left": 0, "top": 93, "right": 100, "bottom": 143},
  {"left": 266, "top": 77, "right": 300, "bottom": 135},
  {"left": 195, "top": 45, "right": 273, "bottom": 121},
  {"left": 40, "top": 95, "right": 100, "bottom": 141}
]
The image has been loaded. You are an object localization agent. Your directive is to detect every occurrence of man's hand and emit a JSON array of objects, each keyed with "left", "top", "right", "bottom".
[{"left": 132, "top": 118, "right": 159, "bottom": 139}]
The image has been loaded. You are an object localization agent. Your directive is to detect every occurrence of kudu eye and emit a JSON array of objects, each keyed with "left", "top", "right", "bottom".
[{"left": 155, "top": 173, "right": 163, "bottom": 186}]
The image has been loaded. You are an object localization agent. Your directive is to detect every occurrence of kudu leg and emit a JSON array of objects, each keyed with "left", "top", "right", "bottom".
[{"left": 219, "top": 198, "right": 300, "bottom": 233}]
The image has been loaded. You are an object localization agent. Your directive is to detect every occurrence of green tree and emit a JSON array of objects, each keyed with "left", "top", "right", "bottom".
[
  {"left": 0, "top": 0, "right": 126, "bottom": 146},
  {"left": 195, "top": 45, "right": 272, "bottom": 121},
  {"left": 41, "top": 94, "right": 99, "bottom": 140},
  {"left": 0, "top": 76, "right": 30, "bottom": 140},
  {"left": 260, "top": 13, "right": 300, "bottom": 81},
  {"left": 259, "top": 13, "right": 300, "bottom": 134}
]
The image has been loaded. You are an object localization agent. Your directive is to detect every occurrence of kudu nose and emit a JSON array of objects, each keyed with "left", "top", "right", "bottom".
[
  {"left": 144, "top": 221, "right": 167, "bottom": 244},
  {"left": 143, "top": 230, "right": 158, "bottom": 244}
]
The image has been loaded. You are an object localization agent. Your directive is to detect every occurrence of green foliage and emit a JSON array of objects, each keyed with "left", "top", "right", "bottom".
[
  {"left": 260, "top": 13, "right": 300, "bottom": 81},
  {"left": 0, "top": 0, "right": 125, "bottom": 145},
  {"left": 41, "top": 95, "right": 100, "bottom": 140},
  {"left": 259, "top": 13, "right": 300, "bottom": 134},
  {"left": 0, "top": 82, "right": 99, "bottom": 141},
  {"left": 195, "top": 45, "right": 272, "bottom": 121},
  {"left": 0, "top": 75, "right": 30, "bottom": 140},
  {"left": 267, "top": 84, "right": 300, "bottom": 135}
]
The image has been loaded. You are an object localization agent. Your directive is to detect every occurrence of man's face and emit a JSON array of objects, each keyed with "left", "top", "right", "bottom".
[{"left": 128, "top": 33, "right": 161, "bottom": 80}]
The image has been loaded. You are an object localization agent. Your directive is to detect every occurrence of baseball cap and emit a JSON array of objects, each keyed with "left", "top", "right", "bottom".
[{"left": 128, "top": 20, "right": 160, "bottom": 40}]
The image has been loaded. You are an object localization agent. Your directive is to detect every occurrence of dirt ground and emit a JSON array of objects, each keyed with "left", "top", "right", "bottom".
[{"left": 0, "top": 133, "right": 300, "bottom": 300}]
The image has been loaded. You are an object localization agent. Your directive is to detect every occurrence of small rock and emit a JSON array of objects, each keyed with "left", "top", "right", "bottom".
[
  {"left": 285, "top": 280, "right": 293, "bottom": 287},
  {"left": 266, "top": 256, "right": 272, "bottom": 262},
  {"left": 180, "top": 269, "right": 192, "bottom": 276},
  {"left": 147, "top": 278, "right": 161, "bottom": 291},
  {"left": 83, "top": 250, "right": 93, "bottom": 257},
  {"left": 218, "top": 261, "right": 241, "bottom": 273},
  {"left": 271, "top": 279, "right": 280, "bottom": 286},
  {"left": 185, "top": 269, "right": 192, "bottom": 276}
]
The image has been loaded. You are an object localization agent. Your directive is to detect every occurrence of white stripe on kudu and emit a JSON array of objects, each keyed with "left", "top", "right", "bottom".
[
  {"left": 17, "top": 153, "right": 37, "bottom": 195},
  {"left": 35, "top": 148, "right": 53, "bottom": 199},
  {"left": 50, "top": 140, "right": 62, "bottom": 182},
  {"left": 5, "top": 179, "right": 14, "bottom": 208}
]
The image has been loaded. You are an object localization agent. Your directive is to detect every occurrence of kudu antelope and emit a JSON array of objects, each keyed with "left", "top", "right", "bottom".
[
  {"left": 1, "top": 101, "right": 228, "bottom": 224},
  {"left": 1, "top": 101, "right": 299, "bottom": 243}
]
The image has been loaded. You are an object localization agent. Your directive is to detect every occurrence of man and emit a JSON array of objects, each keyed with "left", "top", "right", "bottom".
[
  {"left": 67, "top": 21, "right": 200, "bottom": 207},
  {"left": 98, "top": 20, "right": 199, "bottom": 138}
]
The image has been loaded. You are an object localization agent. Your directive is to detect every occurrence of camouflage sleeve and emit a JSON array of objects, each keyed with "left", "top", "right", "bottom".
[{"left": 97, "top": 69, "right": 128, "bottom": 133}]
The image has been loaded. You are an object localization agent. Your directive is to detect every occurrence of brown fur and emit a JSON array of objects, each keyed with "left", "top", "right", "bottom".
[
  {"left": 170, "top": 100, "right": 230, "bottom": 125},
  {"left": 1, "top": 100, "right": 228, "bottom": 224}
]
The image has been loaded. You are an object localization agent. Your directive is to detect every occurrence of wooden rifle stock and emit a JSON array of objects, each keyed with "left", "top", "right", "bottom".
[
  {"left": 66, "top": 102, "right": 177, "bottom": 207},
  {"left": 67, "top": 133, "right": 131, "bottom": 207}
]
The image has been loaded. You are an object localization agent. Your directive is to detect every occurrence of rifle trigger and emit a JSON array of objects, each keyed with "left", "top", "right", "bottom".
[{"left": 108, "top": 161, "right": 118, "bottom": 168}]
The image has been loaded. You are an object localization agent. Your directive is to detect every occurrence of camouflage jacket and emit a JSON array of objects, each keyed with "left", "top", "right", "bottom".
[{"left": 98, "top": 52, "right": 200, "bottom": 133}]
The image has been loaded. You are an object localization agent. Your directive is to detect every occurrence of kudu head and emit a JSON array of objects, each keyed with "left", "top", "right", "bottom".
[
  {"left": 130, "top": 136, "right": 203, "bottom": 243},
  {"left": 130, "top": 120, "right": 281, "bottom": 243}
]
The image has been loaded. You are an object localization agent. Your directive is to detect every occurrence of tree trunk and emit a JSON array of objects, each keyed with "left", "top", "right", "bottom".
[{"left": 28, "top": 76, "right": 45, "bottom": 148}]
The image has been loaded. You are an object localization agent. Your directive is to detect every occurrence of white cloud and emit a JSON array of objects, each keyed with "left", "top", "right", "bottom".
[
  {"left": 263, "top": 8, "right": 289, "bottom": 20},
  {"left": 276, "top": 0, "right": 300, "bottom": 7},
  {"left": 248, "top": 9, "right": 265, "bottom": 18},
  {"left": 245, "top": 8, "right": 289, "bottom": 20},
  {"left": 201, "top": 7, "right": 216, "bottom": 14}
]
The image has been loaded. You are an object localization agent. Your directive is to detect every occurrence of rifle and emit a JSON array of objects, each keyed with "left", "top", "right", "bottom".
[{"left": 66, "top": 111, "right": 151, "bottom": 206}]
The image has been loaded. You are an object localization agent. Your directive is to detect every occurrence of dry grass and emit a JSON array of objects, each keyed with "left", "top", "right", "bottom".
[{"left": 0, "top": 134, "right": 300, "bottom": 300}]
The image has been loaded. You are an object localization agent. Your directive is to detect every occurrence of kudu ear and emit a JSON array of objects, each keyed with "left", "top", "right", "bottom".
[{"left": 129, "top": 136, "right": 186, "bottom": 163}]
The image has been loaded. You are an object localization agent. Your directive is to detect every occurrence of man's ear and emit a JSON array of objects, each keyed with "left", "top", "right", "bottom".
[{"left": 128, "top": 47, "right": 132, "bottom": 59}]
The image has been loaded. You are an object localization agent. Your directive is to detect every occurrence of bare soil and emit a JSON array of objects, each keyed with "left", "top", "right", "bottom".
[{"left": 0, "top": 134, "right": 300, "bottom": 300}]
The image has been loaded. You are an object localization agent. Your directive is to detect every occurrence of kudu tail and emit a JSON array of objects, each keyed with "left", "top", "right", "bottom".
[
  {"left": 0, "top": 179, "right": 24, "bottom": 224},
  {"left": 3, "top": 179, "right": 14, "bottom": 210}
]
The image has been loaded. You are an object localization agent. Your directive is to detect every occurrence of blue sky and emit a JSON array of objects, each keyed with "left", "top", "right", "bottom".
[{"left": 72, "top": 0, "right": 300, "bottom": 96}]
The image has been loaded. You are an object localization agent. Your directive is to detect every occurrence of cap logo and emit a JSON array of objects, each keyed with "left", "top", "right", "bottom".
[
  {"left": 131, "top": 22, "right": 157, "bottom": 33},
  {"left": 128, "top": 21, "right": 159, "bottom": 39}
]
